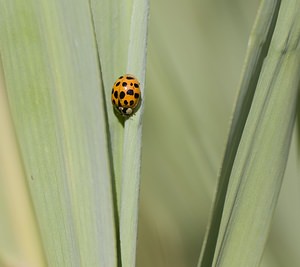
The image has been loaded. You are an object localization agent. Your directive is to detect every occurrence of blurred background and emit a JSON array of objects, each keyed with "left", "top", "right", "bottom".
[{"left": 136, "top": 1, "right": 300, "bottom": 266}]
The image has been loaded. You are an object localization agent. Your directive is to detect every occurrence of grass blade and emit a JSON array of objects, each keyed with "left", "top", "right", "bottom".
[
  {"left": 119, "top": 0, "right": 149, "bottom": 266},
  {"left": 200, "top": 0, "right": 300, "bottom": 266},
  {"left": 91, "top": 0, "right": 149, "bottom": 266},
  {"left": 198, "top": 0, "right": 281, "bottom": 265}
]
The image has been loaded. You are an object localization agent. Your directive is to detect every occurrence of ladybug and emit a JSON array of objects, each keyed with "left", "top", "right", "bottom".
[{"left": 111, "top": 74, "right": 141, "bottom": 117}]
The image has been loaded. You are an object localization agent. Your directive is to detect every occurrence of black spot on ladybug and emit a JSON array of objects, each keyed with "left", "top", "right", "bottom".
[
  {"left": 118, "top": 100, "right": 121, "bottom": 106},
  {"left": 126, "top": 76, "right": 134, "bottom": 80},
  {"left": 122, "top": 82, "right": 127, "bottom": 87},
  {"left": 130, "top": 83, "right": 133, "bottom": 86},
  {"left": 134, "top": 83, "right": 139, "bottom": 88},
  {"left": 127, "top": 89, "right": 134, "bottom": 95},
  {"left": 114, "top": 91, "right": 118, "bottom": 98},
  {"left": 112, "top": 88, "right": 114, "bottom": 94},
  {"left": 134, "top": 93, "right": 140, "bottom": 99},
  {"left": 130, "top": 100, "right": 134, "bottom": 106},
  {"left": 124, "top": 100, "right": 128, "bottom": 105},
  {"left": 112, "top": 99, "right": 116, "bottom": 104},
  {"left": 116, "top": 81, "right": 120, "bottom": 86},
  {"left": 119, "top": 76, "right": 123, "bottom": 79},
  {"left": 120, "top": 91, "right": 125, "bottom": 99}
]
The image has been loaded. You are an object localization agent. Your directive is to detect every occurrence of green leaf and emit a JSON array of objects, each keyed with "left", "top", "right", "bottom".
[
  {"left": 198, "top": 0, "right": 282, "bottom": 265},
  {"left": 0, "top": 0, "right": 117, "bottom": 266},
  {"left": 92, "top": 0, "right": 149, "bottom": 267},
  {"left": 199, "top": 0, "right": 300, "bottom": 266},
  {"left": 120, "top": 0, "right": 149, "bottom": 266}
]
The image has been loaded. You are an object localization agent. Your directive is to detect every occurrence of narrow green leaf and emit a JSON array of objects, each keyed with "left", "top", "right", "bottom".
[
  {"left": 91, "top": 0, "right": 149, "bottom": 266},
  {"left": 119, "top": 0, "right": 149, "bottom": 266},
  {"left": 211, "top": 0, "right": 300, "bottom": 266},
  {"left": 198, "top": 0, "right": 281, "bottom": 265}
]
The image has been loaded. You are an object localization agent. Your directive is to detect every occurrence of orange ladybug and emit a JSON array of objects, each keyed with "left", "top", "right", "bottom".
[{"left": 111, "top": 74, "right": 141, "bottom": 117}]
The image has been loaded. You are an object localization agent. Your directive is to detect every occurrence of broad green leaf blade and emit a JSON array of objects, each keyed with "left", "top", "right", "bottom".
[
  {"left": 212, "top": 0, "right": 300, "bottom": 266},
  {"left": 198, "top": 0, "right": 281, "bottom": 266},
  {"left": 0, "top": 1, "right": 117, "bottom": 266},
  {"left": 0, "top": 58, "right": 46, "bottom": 267}
]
